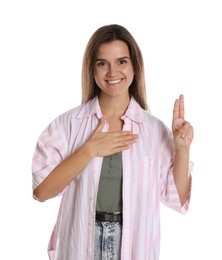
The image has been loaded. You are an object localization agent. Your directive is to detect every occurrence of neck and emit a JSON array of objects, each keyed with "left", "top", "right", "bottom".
[{"left": 98, "top": 93, "right": 130, "bottom": 117}]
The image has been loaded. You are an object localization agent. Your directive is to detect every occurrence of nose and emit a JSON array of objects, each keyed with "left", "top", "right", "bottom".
[{"left": 107, "top": 64, "right": 118, "bottom": 77}]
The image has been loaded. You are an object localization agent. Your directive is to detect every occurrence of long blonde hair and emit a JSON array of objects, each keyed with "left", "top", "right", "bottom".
[{"left": 82, "top": 24, "right": 148, "bottom": 110}]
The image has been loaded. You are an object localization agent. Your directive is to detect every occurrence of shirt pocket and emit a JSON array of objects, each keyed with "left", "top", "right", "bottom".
[{"left": 139, "top": 156, "right": 153, "bottom": 193}]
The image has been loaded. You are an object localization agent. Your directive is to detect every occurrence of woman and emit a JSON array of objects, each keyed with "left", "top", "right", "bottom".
[{"left": 32, "top": 24, "right": 193, "bottom": 260}]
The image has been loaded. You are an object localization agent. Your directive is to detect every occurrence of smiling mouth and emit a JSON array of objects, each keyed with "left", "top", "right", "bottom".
[{"left": 106, "top": 79, "right": 122, "bottom": 84}]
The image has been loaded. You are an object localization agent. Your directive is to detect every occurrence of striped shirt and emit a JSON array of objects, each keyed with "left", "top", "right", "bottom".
[{"left": 32, "top": 96, "right": 193, "bottom": 260}]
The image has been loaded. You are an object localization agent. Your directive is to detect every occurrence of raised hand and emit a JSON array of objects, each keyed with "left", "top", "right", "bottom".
[
  {"left": 86, "top": 119, "right": 139, "bottom": 157},
  {"left": 172, "top": 94, "right": 194, "bottom": 148}
]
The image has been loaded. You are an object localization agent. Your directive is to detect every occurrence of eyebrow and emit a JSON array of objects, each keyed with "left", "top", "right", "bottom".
[{"left": 95, "top": 56, "right": 130, "bottom": 62}]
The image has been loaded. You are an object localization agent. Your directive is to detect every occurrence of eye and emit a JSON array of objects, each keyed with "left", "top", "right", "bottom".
[
  {"left": 118, "top": 59, "right": 127, "bottom": 65},
  {"left": 96, "top": 61, "right": 108, "bottom": 67}
]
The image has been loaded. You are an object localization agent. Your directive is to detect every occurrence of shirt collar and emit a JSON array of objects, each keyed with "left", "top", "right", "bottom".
[
  {"left": 76, "top": 96, "right": 144, "bottom": 123},
  {"left": 121, "top": 96, "right": 144, "bottom": 123},
  {"left": 76, "top": 97, "right": 102, "bottom": 119}
]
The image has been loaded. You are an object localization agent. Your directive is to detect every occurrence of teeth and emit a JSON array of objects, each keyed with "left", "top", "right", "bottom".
[{"left": 108, "top": 79, "right": 121, "bottom": 84}]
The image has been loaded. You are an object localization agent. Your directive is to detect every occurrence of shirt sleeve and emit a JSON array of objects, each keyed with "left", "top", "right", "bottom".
[
  {"left": 160, "top": 124, "right": 193, "bottom": 215},
  {"left": 32, "top": 115, "right": 69, "bottom": 197}
]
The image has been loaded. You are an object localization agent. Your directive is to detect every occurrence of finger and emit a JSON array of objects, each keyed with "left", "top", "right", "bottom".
[
  {"left": 173, "top": 98, "right": 180, "bottom": 122},
  {"left": 118, "top": 135, "right": 139, "bottom": 145},
  {"left": 188, "top": 126, "right": 194, "bottom": 143},
  {"left": 111, "top": 138, "right": 139, "bottom": 153},
  {"left": 109, "top": 130, "right": 134, "bottom": 136},
  {"left": 179, "top": 94, "right": 185, "bottom": 119},
  {"left": 105, "top": 132, "right": 138, "bottom": 145},
  {"left": 106, "top": 131, "right": 136, "bottom": 140},
  {"left": 113, "top": 133, "right": 139, "bottom": 142},
  {"left": 178, "top": 120, "right": 188, "bottom": 131},
  {"left": 179, "top": 122, "right": 191, "bottom": 138},
  {"left": 180, "top": 127, "right": 190, "bottom": 139},
  {"left": 111, "top": 145, "right": 132, "bottom": 154}
]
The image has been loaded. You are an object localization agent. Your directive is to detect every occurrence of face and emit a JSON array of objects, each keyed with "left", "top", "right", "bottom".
[{"left": 94, "top": 40, "right": 134, "bottom": 99}]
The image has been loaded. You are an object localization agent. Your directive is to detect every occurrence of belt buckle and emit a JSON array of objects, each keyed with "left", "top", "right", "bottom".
[{"left": 109, "top": 213, "right": 114, "bottom": 222}]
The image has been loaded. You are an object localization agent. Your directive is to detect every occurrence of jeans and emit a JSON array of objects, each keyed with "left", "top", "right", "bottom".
[{"left": 94, "top": 222, "right": 122, "bottom": 260}]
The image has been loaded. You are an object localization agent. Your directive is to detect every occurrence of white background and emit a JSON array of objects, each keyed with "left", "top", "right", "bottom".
[{"left": 1, "top": 0, "right": 221, "bottom": 259}]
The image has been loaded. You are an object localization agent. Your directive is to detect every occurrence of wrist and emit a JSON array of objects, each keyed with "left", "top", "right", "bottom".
[
  {"left": 82, "top": 141, "right": 96, "bottom": 159},
  {"left": 175, "top": 145, "right": 190, "bottom": 153},
  {"left": 174, "top": 146, "right": 190, "bottom": 162}
]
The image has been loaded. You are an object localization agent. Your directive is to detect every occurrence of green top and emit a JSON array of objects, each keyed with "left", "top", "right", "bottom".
[{"left": 96, "top": 152, "right": 123, "bottom": 213}]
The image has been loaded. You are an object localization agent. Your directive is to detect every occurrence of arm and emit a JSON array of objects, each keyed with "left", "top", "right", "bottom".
[
  {"left": 33, "top": 143, "right": 94, "bottom": 202},
  {"left": 33, "top": 119, "right": 138, "bottom": 202},
  {"left": 172, "top": 95, "right": 194, "bottom": 206}
]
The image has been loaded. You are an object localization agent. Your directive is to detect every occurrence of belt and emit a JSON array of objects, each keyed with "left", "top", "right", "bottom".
[{"left": 96, "top": 212, "right": 122, "bottom": 223}]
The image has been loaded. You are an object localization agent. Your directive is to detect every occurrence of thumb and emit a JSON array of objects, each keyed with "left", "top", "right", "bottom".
[
  {"left": 172, "top": 118, "right": 185, "bottom": 131},
  {"left": 94, "top": 118, "right": 105, "bottom": 134}
]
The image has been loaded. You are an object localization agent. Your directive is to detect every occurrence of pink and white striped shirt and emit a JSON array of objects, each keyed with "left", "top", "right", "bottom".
[{"left": 32, "top": 96, "right": 193, "bottom": 260}]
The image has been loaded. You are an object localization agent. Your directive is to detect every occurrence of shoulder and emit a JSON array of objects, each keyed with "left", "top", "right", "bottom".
[
  {"left": 142, "top": 110, "right": 172, "bottom": 135},
  {"left": 38, "top": 104, "right": 84, "bottom": 137},
  {"left": 142, "top": 110, "right": 165, "bottom": 126},
  {"left": 57, "top": 103, "right": 84, "bottom": 121},
  {"left": 129, "top": 97, "right": 170, "bottom": 133},
  {"left": 58, "top": 97, "right": 98, "bottom": 121},
  {"left": 53, "top": 99, "right": 95, "bottom": 125}
]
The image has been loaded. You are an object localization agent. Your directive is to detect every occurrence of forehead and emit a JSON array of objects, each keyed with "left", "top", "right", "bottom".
[{"left": 96, "top": 40, "right": 130, "bottom": 58}]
